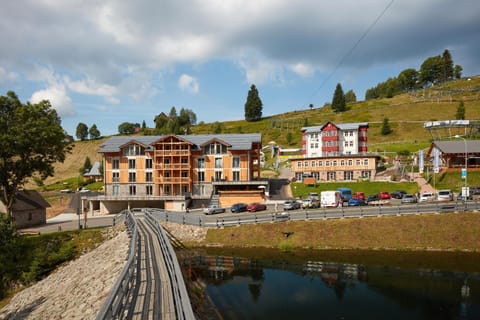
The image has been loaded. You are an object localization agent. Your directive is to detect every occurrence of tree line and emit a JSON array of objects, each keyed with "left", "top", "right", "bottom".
[{"left": 365, "top": 49, "right": 463, "bottom": 100}]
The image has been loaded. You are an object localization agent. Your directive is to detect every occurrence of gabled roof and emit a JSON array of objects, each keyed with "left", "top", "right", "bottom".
[
  {"left": 98, "top": 133, "right": 262, "bottom": 153},
  {"left": 199, "top": 137, "right": 232, "bottom": 147},
  {"left": 301, "top": 122, "right": 369, "bottom": 133},
  {"left": 10, "top": 190, "right": 50, "bottom": 210},
  {"left": 430, "top": 140, "right": 480, "bottom": 155},
  {"left": 84, "top": 161, "right": 101, "bottom": 176},
  {"left": 118, "top": 139, "right": 150, "bottom": 149}
]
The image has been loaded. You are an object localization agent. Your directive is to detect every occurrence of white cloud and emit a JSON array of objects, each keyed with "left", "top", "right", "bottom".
[
  {"left": 30, "top": 85, "right": 76, "bottom": 117},
  {"left": 289, "top": 63, "right": 314, "bottom": 78},
  {"left": 65, "top": 77, "right": 119, "bottom": 103},
  {"left": 236, "top": 51, "right": 284, "bottom": 85},
  {"left": 178, "top": 74, "right": 199, "bottom": 94},
  {"left": 0, "top": 67, "right": 18, "bottom": 83}
]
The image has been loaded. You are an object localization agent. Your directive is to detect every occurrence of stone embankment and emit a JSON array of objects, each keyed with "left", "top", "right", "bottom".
[
  {"left": 0, "top": 228, "right": 129, "bottom": 320},
  {"left": 162, "top": 222, "right": 208, "bottom": 243}
]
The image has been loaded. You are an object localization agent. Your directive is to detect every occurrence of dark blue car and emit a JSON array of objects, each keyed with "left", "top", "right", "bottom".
[
  {"left": 231, "top": 203, "right": 248, "bottom": 213},
  {"left": 348, "top": 198, "right": 367, "bottom": 206}
]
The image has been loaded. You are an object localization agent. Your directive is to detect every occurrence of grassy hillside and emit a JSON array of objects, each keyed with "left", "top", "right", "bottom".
[{"left": 43, "top": 76, "right": 480, "bottom": 185}]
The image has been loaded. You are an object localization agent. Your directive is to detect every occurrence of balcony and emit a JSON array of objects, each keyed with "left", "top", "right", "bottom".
[
  {"left": 155, "top": 163, "right": 190, "bottom": 170},
  {"left": 154, "top": 150, "right": 190, "bottom": 156},
  {"left": 154, "top": 177, "right": 191, "bottom": 184}
]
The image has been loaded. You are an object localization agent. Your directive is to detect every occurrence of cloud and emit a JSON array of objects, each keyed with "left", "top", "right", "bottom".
[
  {"left": 289, "top": 63, "right": 314, "bottom": 78},
  {"left": 65, "top": 77, "right": 119, "bottom": 103},
  {"left": 30, "top": 85, "right": 76, "bottom": 117},
  {"left": 0, "top": 67, "right": 18, "bottom": 83},
  {"left": 178, "top": 74, "right": 199, "bottom": 94}
]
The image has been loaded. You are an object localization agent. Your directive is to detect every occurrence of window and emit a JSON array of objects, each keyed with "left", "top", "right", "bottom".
[
  {"left": 203, "top": 142, "right": 227, "bottom": 155},
  {"left": 145, "top": 158, "right": 152, "bottom": 169},
  {"left": 304, "top": 161, "right": 309, "bottom": 167},
  {"left": 345, "top": 141, "right": 348, "bottom": 147},
  {"left": 146, "top": 185, "right": 153, "bottom": 195},
  {"left": 344, "top": 171, "right": 354, "bottom": 180},
  {"left": 123, "top": 144, "right": 145, "bottom": 156},
  {"left": 318, "top": 160, "right": 323, "bottom": 166},
  {"left": 145, "top": 172, "right": 153, "bottom": 182},
  {"left": 333, "top": 160, "right": 337, "bottom": 167},
  {"left": 215, "top": 171, "right": 222, "bottom": 181},
  {"left": 181, "top": 157, "right": 188, "bottom": 164},
  {"left": 340, "top": 160, "right": 345, "bottom": 166},
  {"left": 129, "top": 185, "right": 136, "bottom": 195},
  {"left": 113, "top": 185, "right": 119, "bottom": 196},
  {"left": 112, "top": 159, "right": 119, "bottom": 170},
  {"left": 297, "top": 161, "right": 302, "bottom": 168},
  {"left": 310, "top": 143, "right": 314, "bottom": 149},
  {"left": 128, "top": 172, "right": 136, "bottom": 182},
  {"left": 232, "top": 157, "right": 240, "bottom": 168},
  {"left": 327, "top": 172, "right": 336, "bottom": 181},
  {"left": 233, "top": 171, "right": 240, "bottom": 181},
  {"left": 311, "top": 161, "right": 316, "bottom": 167},
  {"left": 197, "top": 158, "right": 205, "bottom": 169},
  {"left": 362, "top": 171, "right": 371, "bottom": 178},
  {"left": 128, "top": 159, "right": 136, "bottom": 169},
  {"left": 356, "top": 160, "right": 361, "bottom": 166},
  {"left": 349, "top": 141, "right": 353, "bottom": 147},
  {"left": 348, "top": 159, "right": 353, "bottom": 166},
  {"left": 363, "top": 159, "right": 369, "bottom": 166},
  {"left": 112, "top": 172, "right": 119, "bottom": 182},
  {"left": 326, "top": 160, "right": 330, "bottom": 166},
  {"left": 197, "top": 171, "right": 205, "bottom": 182},
  {"left": 214, "top": 157, "right": 223, "bottom": 169},
  {"left": 181, "top": 171, "right": 188, "bottom": 178}
]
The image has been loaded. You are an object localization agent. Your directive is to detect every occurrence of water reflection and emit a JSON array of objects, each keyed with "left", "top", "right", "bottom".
[{"left": 180, "top": 251, "right": 480, "bottom": 320}]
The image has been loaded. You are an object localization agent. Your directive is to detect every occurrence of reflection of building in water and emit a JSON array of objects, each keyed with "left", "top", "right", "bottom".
[{"left": 302, "top": 261, "right": 367, "bottom": 286}]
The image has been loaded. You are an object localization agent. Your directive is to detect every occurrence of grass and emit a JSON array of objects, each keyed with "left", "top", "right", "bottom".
[
  {"left": 203, "top": 212, "right": 480, "bottom": 252},
  {"left": 425, "top": 171, "right": 480, "bottom": 193}
]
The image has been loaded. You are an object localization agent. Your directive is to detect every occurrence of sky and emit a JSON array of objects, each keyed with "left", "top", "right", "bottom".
[{"left": 1, "top": 0, "right": 479, "bottom": 137}]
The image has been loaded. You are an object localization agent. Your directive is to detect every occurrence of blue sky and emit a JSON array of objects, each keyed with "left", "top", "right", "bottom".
[{"left": 1, "top": 0, "right": 479, "bottom": 137}]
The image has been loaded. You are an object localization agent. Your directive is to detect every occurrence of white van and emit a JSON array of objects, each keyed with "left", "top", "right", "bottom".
[
  {"left": 419, "top": 192, "right": 435, "bottom": 202},
  {"left": 437, "top": 189, "right": 453, "bottom": 201},
  {"left": 320, "top": 191, "right": 342, "bottom": 208}
]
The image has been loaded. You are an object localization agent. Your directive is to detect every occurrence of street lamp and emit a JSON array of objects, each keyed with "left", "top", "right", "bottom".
[{"left": 454, "top": 135, "right": 468, "bottom": 198}]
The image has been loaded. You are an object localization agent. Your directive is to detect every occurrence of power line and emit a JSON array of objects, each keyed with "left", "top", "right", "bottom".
[{"left": 307, "top": 0, "right": 395, "bottom": 105}]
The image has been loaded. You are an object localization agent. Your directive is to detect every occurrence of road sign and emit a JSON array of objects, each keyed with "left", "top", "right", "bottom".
[{"left": 461, "top": 168, "right": 467, "bottom": 179}]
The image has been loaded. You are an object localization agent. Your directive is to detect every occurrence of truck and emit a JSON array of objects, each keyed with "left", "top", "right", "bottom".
[{"left": 320, "top": 190, "right": 343, "bottom": 208}]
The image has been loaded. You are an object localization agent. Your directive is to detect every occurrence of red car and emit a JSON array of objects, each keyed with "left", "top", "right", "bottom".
[
  {"left": 352, "top": 192, "right": 366, "bottom": 200},
  {"left": 247, "top": 203, "right": 267, "bottom": 212},
  {"left": 379, "top": 191, "right": 391, "bottom": 199}
]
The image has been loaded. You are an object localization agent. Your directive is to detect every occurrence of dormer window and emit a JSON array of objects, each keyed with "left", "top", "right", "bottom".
[
  {"left": 123, "top": 144, "right": 145, "bottom": 156},
  {"left": 203, "top": 142, "right": 227, "bottom": 155}
]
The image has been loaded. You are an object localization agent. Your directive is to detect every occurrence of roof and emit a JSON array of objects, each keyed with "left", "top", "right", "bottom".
[
  {"left": 10, "top": 190, "right": 51, "bottom": 211},
  {"left": 432, "top": 140, "right": 480, "bottom": 154},
  {"left": 84, "top": 161, "right": 101, "bottom": 176},
  {"left": 301, "top": 122, "right": 369, "bottom": 133},
  {"left": 98, "top": 134, "right": 262, "bottom": 153}
]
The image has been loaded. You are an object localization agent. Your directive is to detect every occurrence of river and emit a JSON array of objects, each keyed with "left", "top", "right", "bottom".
[{"left": 179, "top": 248, "right": 480, "bottom": 319}]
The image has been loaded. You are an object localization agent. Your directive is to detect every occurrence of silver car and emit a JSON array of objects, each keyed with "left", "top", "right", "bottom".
[{"left": 283, "top": 200, "right": 301, "bottom": 210}]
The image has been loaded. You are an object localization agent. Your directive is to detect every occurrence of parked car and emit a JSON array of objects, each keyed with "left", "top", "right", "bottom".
[
  {"left": 348, "top": 198, "right": 367, "bottom": 206},
  {"left": 391, "top": 190, "right": 407, "bottom": 199},
  {"left": 437, "top": 189, "right": 454, "bottom": 201},
  {"left": 401, "top": 194, "right": 417, "bottom": 204},
  {"left": 379, "top": 191, "right": 391, "bottom": 200},
  {"left": 60, "top": 188, "right": 73, "bottom": 193},
  {"left": 247, "top": 202, "right": 267, "bottom": 212},
  {"left": 302, "top": 198, "right": 319, "bottom": 209},
  {"left": 366, "top": 194, "right": 380, "bottom": 204},
  {"left": 308, "top": 192, "right": 319, "bottom": 200},
  {"left": 352, "top": 192, "right": 366, "bottom": 200},
  {"left": 204, "top": 205, "right": 226, "bottom": 215},
  {"left": 419, "top": 192, "right": 435, "bottom": 203},
  {"left": 231, "top": 203, "right": 248, "bottom": 213},
  {"left": 283, "top": 200, "right": 301, "bottom": 210}
]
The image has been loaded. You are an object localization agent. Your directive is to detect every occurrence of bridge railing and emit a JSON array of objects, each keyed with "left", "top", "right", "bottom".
[
  {"left": 96, "top": 209, "right": 138, "bottom": 320},
  {"left": 144, "top": 210, "right": 196, "bottom": 320}
]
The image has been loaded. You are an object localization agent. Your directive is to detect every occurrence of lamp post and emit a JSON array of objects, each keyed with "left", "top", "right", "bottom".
[{"left": 455, "top": 135, "right": 468, "bottom": 198}]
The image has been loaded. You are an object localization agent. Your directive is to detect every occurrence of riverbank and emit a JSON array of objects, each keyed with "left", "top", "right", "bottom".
[{"left": 167, "top": 212, "right": 480, "bottom": 252}]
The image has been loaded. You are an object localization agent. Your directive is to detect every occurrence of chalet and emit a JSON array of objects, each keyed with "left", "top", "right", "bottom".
[
  {"left": 83, "top": 161, "right": 102, "bottom": 182},
  {"left": 86, "top": 134, "right": 266, "bottom": 214}
]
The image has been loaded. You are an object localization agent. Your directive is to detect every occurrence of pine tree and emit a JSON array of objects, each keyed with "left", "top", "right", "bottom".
[
  {"left": 456, "top": 101, "right": 465, "bottom": 120},
  {"left": 442, "top": 49, "right": 454, "bottom": 82},
  {"left": 244, "top": 84, "right": 263, "bottom": 122},
  {"left": 331, "top": 83, "right": 346, "bottom": 112},
  {"left": 381, "top": 117, "right": 392, "bottom": 135}
]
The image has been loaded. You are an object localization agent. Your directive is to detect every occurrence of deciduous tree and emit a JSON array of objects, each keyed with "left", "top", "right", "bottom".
[
  {"left": 88, "top": 124, "right": 100, "bottom": 140},
  {"left": 0, "top": 91, "right": 71, "bottom": 218},
  {"left": 76, "top": 122, "right": 88, "bottom": 141}
]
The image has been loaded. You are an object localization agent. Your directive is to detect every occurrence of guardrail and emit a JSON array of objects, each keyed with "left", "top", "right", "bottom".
[
  {"left": 97, "top": 210, "right": 138, "bottom": 320},
  {"left": 147, "top": 200, "right": 480, "bottom": 228},
  {"left": 144, "top": 210, "right": 195, "bottom": 320}
]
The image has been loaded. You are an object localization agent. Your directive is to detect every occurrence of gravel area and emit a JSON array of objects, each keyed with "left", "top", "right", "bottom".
[{"left": 0, "top": 229, "right": 129, "bottom": 320}]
